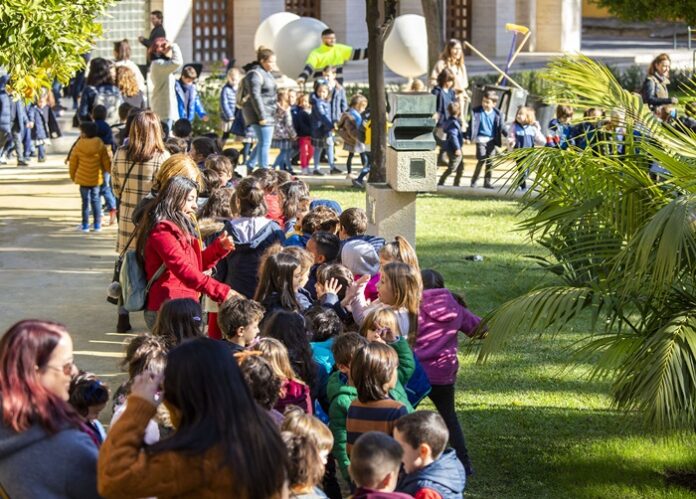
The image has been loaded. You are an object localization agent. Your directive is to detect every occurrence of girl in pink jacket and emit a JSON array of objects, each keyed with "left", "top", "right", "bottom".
[{"left": 414, "top": 269, "right": 482, "bottom": 477}]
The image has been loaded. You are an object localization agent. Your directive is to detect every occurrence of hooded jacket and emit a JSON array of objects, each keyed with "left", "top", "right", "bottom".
[
  {"left": 220, "top": 217, "right": 285, "bottom": 297},
  {"left": 68, "top": 137, "right": 112, "bottom": 187},
  {"left": 175, "top": 79, "right": 207, "bottom": 122},
  {"left": 415, "top": 288, "right": 481, "bottom": 386},
  {"left": 397, "top": 449, "right": 466, "bottom": 499},
  {"left": 0, "top": 414, "right": 100, "bottom": 498},
  {"left": 0, "top": 75, "right": 11, "bottom": 131}
]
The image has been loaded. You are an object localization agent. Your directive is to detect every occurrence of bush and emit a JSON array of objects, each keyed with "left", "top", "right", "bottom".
[{"left": 192, "top": 62, "right": 225, "bottom": 137}]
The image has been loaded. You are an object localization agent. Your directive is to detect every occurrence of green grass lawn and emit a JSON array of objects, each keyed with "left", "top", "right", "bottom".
[{"left": 312, "top": 187, "right": 696, "bottom": 498}]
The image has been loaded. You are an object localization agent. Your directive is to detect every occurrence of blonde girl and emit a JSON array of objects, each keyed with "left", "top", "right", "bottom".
[
  {"left": 257, "top": 337, "right": 313, "bottom": 414},
  {"left": 281, "top": 405, "right": 334, "bottom": 462},
  {"left": 379, "top": 235, "right": 420, "bottom": 272},
  {"left": 359, "top": 305, "right": 400, "bottom": 344}
]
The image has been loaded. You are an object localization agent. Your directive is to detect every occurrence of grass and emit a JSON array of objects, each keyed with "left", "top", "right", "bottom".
[{"left": 311, "top": 187, "right": 696, "bottom": 498}]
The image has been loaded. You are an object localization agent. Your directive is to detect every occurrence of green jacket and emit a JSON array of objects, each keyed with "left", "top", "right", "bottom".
[{"left": 326, "top": 338, "right": 416, "bottom": 481}]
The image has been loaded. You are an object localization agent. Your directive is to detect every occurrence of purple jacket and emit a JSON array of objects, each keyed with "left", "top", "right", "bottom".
[{"left": 415, "top": 288, "right": 481, "bottom": 385}]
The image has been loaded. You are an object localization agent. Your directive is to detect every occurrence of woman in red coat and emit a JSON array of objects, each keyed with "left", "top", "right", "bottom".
[{"left": 136, "top": 176, "right": 236, "bottom": 329}]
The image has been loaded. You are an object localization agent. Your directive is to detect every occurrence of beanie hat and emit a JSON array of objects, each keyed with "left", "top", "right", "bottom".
[{"left": 341, "top": 239, "right": 380, "bottom": 276}]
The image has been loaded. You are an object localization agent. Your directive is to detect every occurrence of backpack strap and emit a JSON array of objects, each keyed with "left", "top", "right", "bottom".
[{"left": 145, "top": 263, "right": 166, "bottom": 292}]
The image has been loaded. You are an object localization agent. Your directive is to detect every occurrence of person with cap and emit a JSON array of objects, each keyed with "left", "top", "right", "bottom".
[{"left": 296, "top": 29, "right": 367, "bottom": 86}]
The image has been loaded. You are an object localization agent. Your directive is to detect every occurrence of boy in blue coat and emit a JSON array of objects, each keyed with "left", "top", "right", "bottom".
[
  {"left": 437, "top": 102, "right": 464, "bottom": 186},
  {"left": 175, "top": 66, "right": 208, "bottom": 123},
  {"left": 395, "top": 411, "right": 467, "bottom": 499},
  {"left": 465, "top": 90, "right": 504, "bottom": 189},
  {"left": 0, "top": 75, "right": 12, "bottom": 164},
  {"left": 546, "top": 104, "right": 574, "bottom": 149},
  {"left": 220, "top": 67, "right": 241, "bottom": 142},
  {"left": 310, "top": 83, "right": 338, "bottom": 176}
]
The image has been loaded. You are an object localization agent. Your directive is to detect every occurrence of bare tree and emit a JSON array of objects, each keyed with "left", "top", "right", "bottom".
[{"left": 366, "top": 0, "right": 398, "bottom": 183}]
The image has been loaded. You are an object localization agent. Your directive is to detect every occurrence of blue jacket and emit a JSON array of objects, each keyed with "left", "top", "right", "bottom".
[
  {"left": 465, "top": 106, "right": 504, "bottom": 146},
  {"left": 95, "top": 119, "right": 114, "bottom": 147},
  {"left": 311, "top": 337, "right": 335, "bottom": 381},
  {"left": 329, "top": 85, "right": 348, "bottom": 123},
  {"left": 547, "top": 118, "right": 573, "bottom": 149},
  {"left": 9, "top": 100, "right": 27, "bottom": 134},
  {"left": 432, "top": 86, "right": 456, "bottom": 128},
  {"left": 219, "top": 82, "right": 237, "bottom": 122},
  {"left": 443, "top": 116, "right": 463, "bottom": 153},
  {"left": 284, "top": 232, "right": 311, "bottom": 248},
  {"left": 310, "top": 93, "right": 334, "bottom": 139},
  {"left": 571, "top": 121, "right": 598, "bottom": 150},
  {"left": 511, "top": 122, "right": 537, "bottom": 149},
  {"left": 397, "top": 449, "right": 466, "bottom": 499},
  {"left": 175, "top": 80, "right": 207, "bottom": 122},
  {"left": 291, "top": 105, "right": 313, "bottom": 137},
  {"left": 0, "top": 75, "right": 10, "bottom": 131}
]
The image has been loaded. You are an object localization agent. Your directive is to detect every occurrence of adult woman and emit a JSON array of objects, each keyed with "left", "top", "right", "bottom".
[
  {"left": 0, "top": 320, "right": 100, "bottom": 497},
  {"left": 241, "top": 47, "right": 278, "bottom": 169},
  {"left": 641, "top": 53, "right": 678, "bottom": 110},
  {"left": 98, "top": 338, "right": 288, "bottom": 498},
  {"left": 113, "top": 39, "right": 146, "bottom": 92},
  {"left": 429, "top": 39, "right": 469, "bottom": 115},
  {"left": 136, "top": 176, "right": 235, "bottom": 329},
  {"left": 78, "top": 57, "right": 122, "bottom": 122},
  {"left": 149, "top": 38, "right": 183, "bottom": 128},
  {"left": 116, "top": 66, "right": 146, "bottom": 109}
]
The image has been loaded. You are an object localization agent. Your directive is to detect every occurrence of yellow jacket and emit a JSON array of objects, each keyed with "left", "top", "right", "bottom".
[{"left": 69, "top": 137, "right": 111, "bottom": 187}]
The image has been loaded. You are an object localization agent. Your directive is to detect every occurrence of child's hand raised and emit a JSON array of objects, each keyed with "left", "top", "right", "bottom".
[
  {"left": 342, "top": 274, "right": 370, "bottom": 305},
  {"left": 217, "top": 230, "right": 235, "bottom": 251},
  {"left": 324, "top": 277, "right": 343, "bottom": 296},
  {"left": 130, "top": 370, "right": 164, "bottom": 407}
]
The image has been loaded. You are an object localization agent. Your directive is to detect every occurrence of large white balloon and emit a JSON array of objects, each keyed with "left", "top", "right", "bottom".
[
  {"left": 254, "top": 12, "right": 299, "bottom": 52},
  {"left": 273, "top": 17, "right": 328, "bottom": 78},
  {"left": 384, "top": 15, "right": 429, "bottom": 78}
]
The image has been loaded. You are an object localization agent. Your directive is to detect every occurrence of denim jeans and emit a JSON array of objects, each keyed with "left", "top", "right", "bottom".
[
  {"left": 250, "top": 124, "right": 274, "bottom": 169},
  {"left": 356, "top": 152, "right": 371, "bottom": 181},
  {"left": 37, "top": 144, "right": 46, "bottom": 160},
  {"left": 273, "top": 146, "right": 293, "bottom": 171},
  {"left": 313, "top": 135, "right": 335, "bottom": 171},
  {"left": 79, "top": 185, "right": 101, "bottom": 229},
  {"left": 101, "top": 172, "right": 117, "bottom": 211}
]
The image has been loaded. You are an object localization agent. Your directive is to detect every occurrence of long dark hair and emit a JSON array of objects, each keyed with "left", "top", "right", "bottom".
[
  {"left": 152, "top": 298, "right": 204, "bottom": 349},
  {"left": 148, "top": 338, "right": 287, "bottom": 498},
  {"left": 254, "top": 252, "right": 300, "bottom": 311},
  {"left": 136, "top": 176, "right": 198, "bottom": 261},
  {"left": 279, "top": 180, "right": 310, "bottom": 220},
  {"left": 262, "top": 311, "right": 316, "bottom": 388},
  {"left": 86, "top": 57, "right": 115, "bottom": 87},
  {"left": 236, "top": 177, "right": 267, "bottom": 218},
  {"left": 421, "top": 268, "right": 468, "bottom": 308}
]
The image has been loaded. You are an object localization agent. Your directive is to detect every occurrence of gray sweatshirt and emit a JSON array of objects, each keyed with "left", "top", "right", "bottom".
[{"left": 0, "top": 418, "right": 100, "bottom": 498}]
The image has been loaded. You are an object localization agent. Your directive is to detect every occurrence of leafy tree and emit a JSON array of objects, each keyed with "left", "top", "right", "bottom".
[
  {"left": 0, "top": 0, "right": 112, "bottom": 99},
  {"left": 480, "top": 55, "right": 696, "bottom": 430},
  {"left": 591, "top": 0, "right": 696, "bottom": 26}
]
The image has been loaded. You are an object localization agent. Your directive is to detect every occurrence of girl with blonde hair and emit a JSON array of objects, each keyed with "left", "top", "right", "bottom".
[
  {"left": 115, "top": 66, "right": 145, "bottom": 109},
  {"left": 256, "top": 337, "right": 313, "bottom": 415}
]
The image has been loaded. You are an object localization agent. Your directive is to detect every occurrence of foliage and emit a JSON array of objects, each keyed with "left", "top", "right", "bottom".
[
  {"left": 480, "top": 54, "right": 696, "bottom": 431},
  {"left": 0, "top": 0, "right": 112, "bottom": 100},
  {"left": 590, "top": 0, "right": 696, "bottom": 26},
  {"left": 469, "top": 70, "right": 551, "bottom": 97},
  {"left": 192, "top": 62, "right": 225, "bottom": 136}
]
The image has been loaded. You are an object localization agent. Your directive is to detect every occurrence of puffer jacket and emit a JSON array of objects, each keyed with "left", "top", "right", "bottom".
[
  {"left": 397, "top": 448, "right": 466, "bottom": 499},
  {"left": 241, "top": 64, "right": 277, "bottom": 126},
  {"left": 0, "top": 75, "right": 11, "bottom": 131},
  {"left": 68, "top": 137, "right": 111, "bottom": 187}
]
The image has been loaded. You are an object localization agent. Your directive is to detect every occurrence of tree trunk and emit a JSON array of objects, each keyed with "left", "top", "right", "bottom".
[
  {"left": 421, "top": 0, "right": 444, "bottom": 76},
  {"left": 366, "top": 0, "right": 397, "bottom": 183}
]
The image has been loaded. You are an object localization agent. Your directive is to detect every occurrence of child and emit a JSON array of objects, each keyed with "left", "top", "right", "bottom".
[
  {"left": 546, "top": 104, "right": 574, "bottom": 149},
  {"left": 379, "top": 236, "right": 420, "bottom": 272},
  {"left": 337, "top": 94, "right": 369, "bottom": 180},
  {"left": 151, "top": 297, "right": 204, "bottom": 348},
  {"left": 190, "top": 136, "right": 220, "bottom": 168},
  {"left": 394, "top": 411, "right": 467, "bottom": 498},
  {"left": 280, "top": 180, "right": 311, "bottom": 233},
  {"left": 217, "top": 295, "right": 265, "bottom": 350},
  {"left": 175, "top": 65, "right": 208, "bottom": 123},
  {"left": 307, "top": 306, "right": 344, "bottom": 374},
  {"left": 508, "top": 105, "right": 545, "bottom": 190},
  {"left": 310, "top": 83, "right": 336, "bottom": 176},
  {"left": 282, "top": 245, "right": 315, "bottom": 310},
  {"left": 282, "top": 432, "right": 329, "bottom": 498},
  {"left": 465, "top": 90, "right": 504, "bottom": 189},
  {"left": 237, "top": 352, "right": 284, "bottom": 425},
  {"left": 292, "top": 93, "right": 314, "bottom": 173},
  {"left": 68, "top": 121, "right": 112, "bottom": 232},
  {"left": 305, "top": 231, "right": 340, "bottom": 298},
  {"left": 0, "top": 75, "right": 11, "bottom": 164},
  {"left": 112, "top": 102, "right": 134, "bottom": 148},
  {"left": 315, "top": 263, "right": 355, "bottom": 326},
  {"left": 257, "top": 337, "right": 313, "bottom": 415},
  {"left": 324, "top": 66, "right": 346, "bottom": 175},
  {"left": 339, "top": 207, "right": 385, "bottom": 301},
  {"left": 30, "top": 88, "right": 61, "bottom": 163},
  {"left": 285, "top": 205, "right": 341, "bottom": 248},
  {"left": 437, "top": 102, "right": 465, "bottom": 186},
  {"left": 349, "top": 432, "right": 412, "bottom": 498},
  {"left": 93, "top": 104, "right": 118, "bottom": 225},
  {"left": 220, "top": 67, "right": 242, "bottom": 142},
  {"left": 204, "top": 154, "right": 234, "bottom": 188},
  {"left": 255, "top": 251, "right": 305, "bottom": 316},
  {"left": 345, "top": 342, "right": 410, "bottom": 456},
  {"left": 349, "top": 262, "right": 422, "bottom": 340},
  {"left": 272, "top": 88, "right": 297, "bottom": 174},
  {"left": 172, "top": 118, "right": 193, "bottom": 142},
  {"left": 432, "top": 68, "right": 457, "bottom": 164},
  {"left": 573, "top": 107, "right": 604, "bottom": 151},
  {"left": 409, "top": 79, "right": 426, "bottom": 92},
  {"left": 68, "top": 372, "right": 109, "bottom": 446},
  {"left": 416, "top": 269, "right": 480, "bottom": 475},
  {"left": 251, "top": 168, "right": 285, "bottom": 227}
]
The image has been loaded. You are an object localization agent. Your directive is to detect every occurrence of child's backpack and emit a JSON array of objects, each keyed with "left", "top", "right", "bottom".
[
  {"left": 94, "top": 86, "right": 123, "bottom": 126},
  {"left": 405, "top": 355, "right": 432, "bottom": 408}
]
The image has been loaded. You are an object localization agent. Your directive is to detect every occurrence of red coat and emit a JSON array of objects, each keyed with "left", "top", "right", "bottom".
[{"left": 144, "top": 220, "right": 231, "bottom": 312}]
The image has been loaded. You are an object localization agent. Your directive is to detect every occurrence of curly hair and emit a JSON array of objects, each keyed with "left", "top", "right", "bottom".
[{"left": 116, "top": 66, "right": 140, "bottom": 98}]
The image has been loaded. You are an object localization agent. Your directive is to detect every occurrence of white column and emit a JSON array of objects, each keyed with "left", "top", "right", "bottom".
[
  {"left": 320, "top": 0, "right": 368, "bottom": 48},
  {"left": 515, "top": 0, "right": 537, "bottom": 51},
  {"left": 535, "top": 0, "right": 581, "bottom": 52},
  {"left": 470, "top": 0, "right": 518, "bottom": 58},
  {"left": 233, "top": 0, "right": 285, "bottom": 64},
  {"left": 162, "top": 0, "right": 193, "bottom": 62}
]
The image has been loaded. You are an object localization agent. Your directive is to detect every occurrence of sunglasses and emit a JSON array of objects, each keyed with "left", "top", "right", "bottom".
[{"left": 44, "top": 360, "right": 75, "bottom": 376}]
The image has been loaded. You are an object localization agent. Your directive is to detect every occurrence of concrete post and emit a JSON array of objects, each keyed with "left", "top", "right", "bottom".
[
  {"left": 366, "top": 184, "right": 418, "bottom": 247},
  {"left": 233, "top": 0, "right": 285, "bottom": 64},
  {"left": 515, "top": 0, "right": 537, "bottom": 52},
  {"left": 470, "top": 0, "right": 517, "bottom": 58},
  {"left": 161, "top": 0, "right": 194, "bottom": 63},
  {"left": 535, "top": 0, "right": 581, "bottom": 52}
]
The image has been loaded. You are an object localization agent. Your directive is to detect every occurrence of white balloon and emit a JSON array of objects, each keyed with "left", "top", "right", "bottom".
[
  {"left": 273, "top": 17, "right": 328, "bottom": 78},
  {"left": 384, "top": 15, "right": 429, "bottom": 78},
  {"left": 254, "top": 12, "right": 300, "bottom": 52}
]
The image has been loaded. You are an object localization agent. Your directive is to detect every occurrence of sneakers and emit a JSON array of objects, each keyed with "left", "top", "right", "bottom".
[
  {"left": 483, "top": 183, "right": 494, "bottom": 189},
  {"left": 78, "top": 225, "right": 90, "bottom": 233},
  {"left": 345, "top": 173, "right": 354, "bottom": 180},
  {"left": 330, "top": 167, "right": 343, "bottom": 174},
  {"left": 93, "top": 226, "right": 102, "bottom": 233},
  {"left": 313, "top": 169, "right": 325, "bottom": 176},
  {"left": 17, "top": 159, "right": 29, "bottom": 167},
  {"left": 352, "top": 179, "right": 365, "bottom": 188},
  {"left": 37, "top": 157, "right": 46, "bottom": 163}
]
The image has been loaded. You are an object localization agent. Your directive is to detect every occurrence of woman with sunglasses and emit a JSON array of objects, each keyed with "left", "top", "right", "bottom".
[
  {"left": 0, "top": 320, "right": 100, "bottom": 498},
  {"left": 136, "top": 176, "right": 238, "bottom": 329}
]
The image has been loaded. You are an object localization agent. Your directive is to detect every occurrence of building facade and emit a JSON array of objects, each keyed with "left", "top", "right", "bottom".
[{"left": 95, "top": 0, "right": 582, "bottom": 72}]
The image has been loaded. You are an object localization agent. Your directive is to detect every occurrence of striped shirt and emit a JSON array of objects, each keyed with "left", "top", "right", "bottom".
[{"left": 345, "top": 399, "right": 408, "bottom": 456}]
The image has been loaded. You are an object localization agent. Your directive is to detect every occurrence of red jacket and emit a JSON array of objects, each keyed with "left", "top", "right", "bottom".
[
  {"left": 144, "top": 220, "right": 231, "bottom": 312},
  {"left": 264, "top": 193, "right": 285, "bottom": 228}
]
